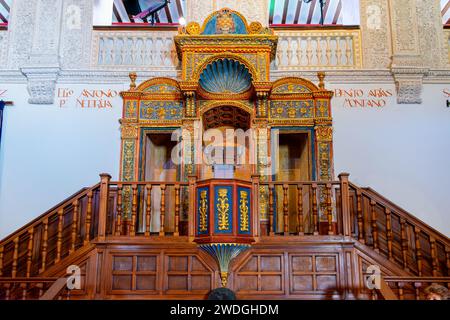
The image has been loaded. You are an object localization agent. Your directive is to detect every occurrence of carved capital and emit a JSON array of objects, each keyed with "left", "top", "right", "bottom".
[
  {"left": 392, "top": 68, "right": 427, "bottom": 104},
  {"left": 315, "top": 126, "right": 333, "bottom": 142},
  {"left": 121, "top": 125, "right": 139, "bottom": 139},
  {"left": 20, "top": 67, "right": 60, "bottom": 104}
]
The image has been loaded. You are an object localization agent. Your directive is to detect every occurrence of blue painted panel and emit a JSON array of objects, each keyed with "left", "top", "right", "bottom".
[
  {"left": 213, "top": 185, "right": 233, "bottom": 234},
  {"left": 139, "top": 101, "right": 183, "bottom": 120},
  {"left": 197, "top": 187, "right": 209, "bottom": 235},
  {"left": 237, "top": 187, "right": 251, "bottom": 235}
]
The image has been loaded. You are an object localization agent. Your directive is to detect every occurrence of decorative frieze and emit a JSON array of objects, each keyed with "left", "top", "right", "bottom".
[
  {"left": 388, "top": 0, "right": 427, "bottom": 104},
  {"left": 6, "top": 0, "right": 37, "bottom": 69},
  {"left": 60, "top": 0, "right": 93, "bottom": 69},
  {"left": 20, "top": 0, "right": 63, "bottom": 104},
  {"left": 359, "top": 0, "right": 392, "bottom": 69}
]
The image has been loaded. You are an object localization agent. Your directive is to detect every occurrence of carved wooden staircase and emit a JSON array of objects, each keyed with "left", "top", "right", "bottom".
[{"left": 0, "top": 173, "right": 448, "bottom": 300}]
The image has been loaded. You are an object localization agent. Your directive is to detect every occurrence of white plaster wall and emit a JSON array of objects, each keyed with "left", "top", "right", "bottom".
[
  {"left": 0, "top": 84, "right": 124, "bottom": 239},
  {"left": 331, "top": 83, "right": 450, "bottom": 236}
]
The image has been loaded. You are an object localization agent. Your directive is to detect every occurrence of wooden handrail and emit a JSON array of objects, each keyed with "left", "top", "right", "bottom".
[
  {"left": 384, "top": 276, "right": 450, "bottom": 283},
  {"left": 377, "top": 276, "right": 450, "bottom": 300},
  {"left": 109, "top": 181, "right": 189, "bottom": 186},
  {"left": 260, "top": 180, "right": 340, "bottom": 186},
  {"left": 377, "top": 278, "right": 398, "bottom": 300},
  {"left": 38, "top": 278, "right": 68, "bottom": 300}
]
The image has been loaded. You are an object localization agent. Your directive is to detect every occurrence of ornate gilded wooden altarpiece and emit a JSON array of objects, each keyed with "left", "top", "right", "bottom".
[{"left": 119, "top": 8, "right": 335, "bottom": 232}]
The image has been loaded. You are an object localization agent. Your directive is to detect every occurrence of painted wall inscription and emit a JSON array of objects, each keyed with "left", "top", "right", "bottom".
[
  {"left": 332, "top": 87, "right": 394, "bottom": 108},
  {"left": 57, "top": 86, "right": 122, "bottom": 109}
]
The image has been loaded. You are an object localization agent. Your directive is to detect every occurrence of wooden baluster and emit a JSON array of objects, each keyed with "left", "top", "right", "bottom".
[
  {"left": 12, "top": 237, "right": 19, "bottom": 278},
  {"left": 356, "top": 190, "right": 364, "bottom": 243},
  {"left": 55, "top": 209, "right": 64, "bottom": 263},
  {"left": 400, "top": 219, "right": 409, "bottom": 271},
  {"left": 430, "top": 237, "right": 438, "bottom": 277},
  {"left": 70, "top": 200, "right": 79, "bottom": 253},
  {"left": 326, "top": 183, "right": 333, "bottom": 235},
  {"left": 115, "top": 184, "right": 123, "bottom": 236},
  {"left": 159, "top": 184, "right": 166, "bottom": 236},
  {"left": 446, "top": 247, "right": 450, "bottom": 276},
  {"left": 385, "top": 208, "right": 393, "bottom": 261},
  {"left": 397, "top": 282, "right": 404, "bottom": 300},
  {"left": 414, "top": 227, "right": 423, "bottom": 276},
  {"left": 4, "top": 283, "right": 11, "bottom": 300},
  {"left": 40, "top": 218, "right": 49, "bottom": 273},
  {"left": 312, "top": 183, "right": 319, "bottom": 235},
  {"left": 36, "top": 283, "right": 44, "bottom": 298},
  {"left": 84, "top": 191, "right": 93, "bottom": 244},
  {"left": 130, "top": 184, "right": 138, "bottom": 236},
  {"left": 297, "top": 184, "right": 304, "bottom": 235},
  {"left": 21, "top": 282, "right": 27, "bottom": 300},
  {"left": 145, "top": 184, "right": 152, "bottom": 237},
  {"left": 370, "top": 200, "right": 379, "bottom": 252},
  {"left": 251, "top": 175, "right": 260, "bottom": 238},
  {"left": 283, "top": 184, "right": 289, "bottom": 235},
  {"left": 26, "top": 228, "right": 34, "bottom": 277},
  {"left": 268, "top": 184, "right": 275, "bottom": 236},
  {"left": 0, "top": 245, "right": 3, "bottom": 276},
  {"left": 174, "top": 185, "right": 180, "bottom": 236},
  {"left": 338, "top": 173, "right": 351, "bottom": 237},
  {"left": 187, "top": 176, "right": 197, "bottom": 238},
  {"left": 371, "top": 289, "right": 377, "bottom": 300},
  {"left": 414, "top": 282, "right": 422, "bottom": 300},
  {"left": 97, "top": 173, "right": 111, "bottom": 241}
]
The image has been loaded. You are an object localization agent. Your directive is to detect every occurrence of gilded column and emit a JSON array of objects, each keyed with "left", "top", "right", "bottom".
[
  {"left": 120, "top": 73, "right": 142, "bottom": 219},
  {"left": 313, "top": 74, "right": 334, "bottom": 224}
]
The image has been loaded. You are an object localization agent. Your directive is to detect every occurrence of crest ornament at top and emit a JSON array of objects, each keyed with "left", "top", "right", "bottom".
[{"left": 216, "top": 9, "right": 235, "bottom": 34}]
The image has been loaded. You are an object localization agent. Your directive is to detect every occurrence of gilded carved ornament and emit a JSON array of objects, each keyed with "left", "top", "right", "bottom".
[
  {"left": 121, "top": 125, "right": 139, "bottom": 139},
  {"left": 316, "top": 126, "right": 333, "bottom": 142}
]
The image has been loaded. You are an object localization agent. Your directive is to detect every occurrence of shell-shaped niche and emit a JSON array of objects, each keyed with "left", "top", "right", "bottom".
[{"left": 199, "top": 59, "right": 252, "bottom": 94}]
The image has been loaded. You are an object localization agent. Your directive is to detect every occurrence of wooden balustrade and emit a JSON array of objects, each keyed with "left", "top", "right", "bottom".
[
  {"left": 297, "top": 185, "right": 304, "bottom": 235},
  {"left": 107, "top": 181, "right": 189, "bottom": 237},
  {"left": 0, "top": 185, "right": 100, "bottom": 278},
  {"left": 0, "top": 278, "right": 68, "bottom": 300},
  {"left": 259, "top": 180, "right": 342, "bottom": 236},
  {"left": 348, "top": 183, "right": 450, "bottom": 277},
  {"left": 376, "top": 277, "right": 450, "bottom": 300},
  {"left": 0, "top": 172, "right": 448, "bottom": 286}
]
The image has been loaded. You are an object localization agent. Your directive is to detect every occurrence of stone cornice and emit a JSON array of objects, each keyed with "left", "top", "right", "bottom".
[{"left": 0, "top": 69, "right": 449, "bottom": 86}]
